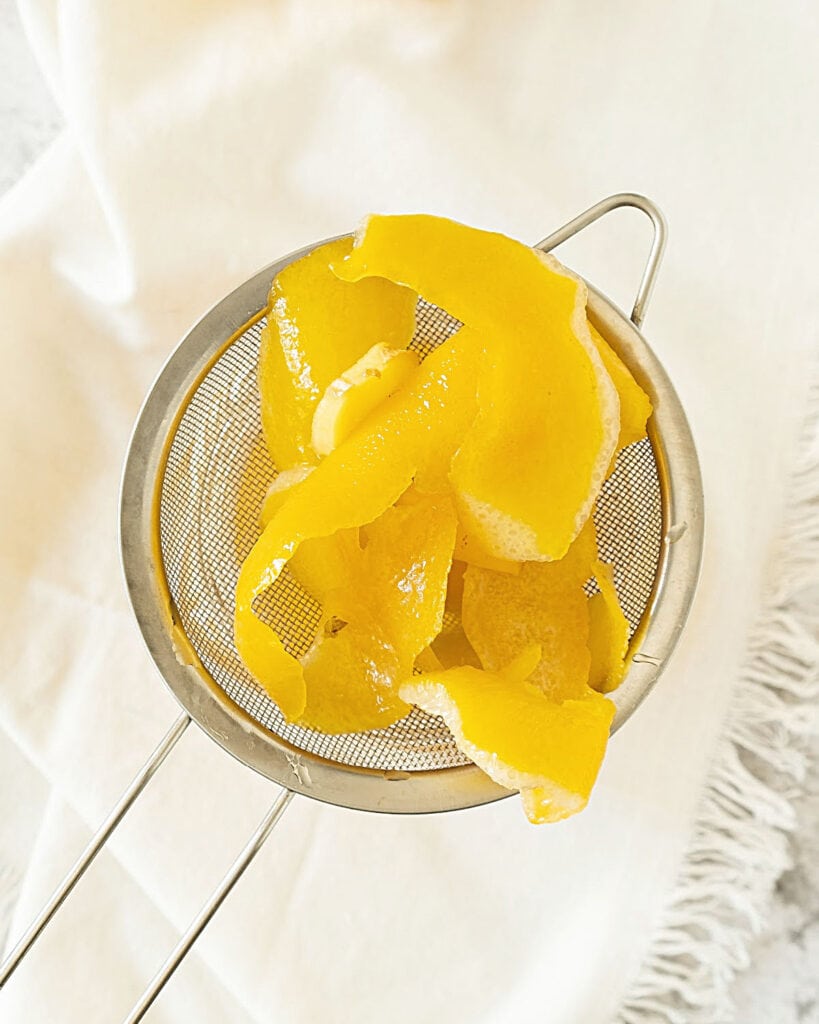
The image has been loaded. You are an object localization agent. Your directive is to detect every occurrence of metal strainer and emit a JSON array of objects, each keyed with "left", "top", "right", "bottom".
[{"left": 0, "top": 194, "right": 703, "bottom": 1020}]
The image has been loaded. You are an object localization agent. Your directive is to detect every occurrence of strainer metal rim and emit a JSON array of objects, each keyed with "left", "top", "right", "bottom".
[{"left": 120, "top": 235, "right": 703, "bottom": 815}]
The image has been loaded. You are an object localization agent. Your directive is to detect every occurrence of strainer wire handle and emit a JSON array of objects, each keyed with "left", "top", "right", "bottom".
[
  {"left": 123, "top": 788, "right": 294, "bottom": 1024},
  {"left": 0, "top": 712, "right": 191, "bottom": 989},
  {"left": 534, "top": 192, "right": 667, "bottom": 328}
]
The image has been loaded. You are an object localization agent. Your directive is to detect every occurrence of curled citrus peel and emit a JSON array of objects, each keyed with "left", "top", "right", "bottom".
[
  {"left": 587, "top": 321, "right": 652, "bottom": 467},
  {"left": 587, "top": 561, "right": 630, "bottom": 694},
  {"left": 311, "top": 342, "right": 419, "bottom": 457},
  {"left": 334, "top": 214, "right": 619, "bottom": 561},
  {"left": 259, "top": 237, "right": 416, "bottom": 470},
  {"left": 399, "top": 647, "right": 616, "bottom": 824}
]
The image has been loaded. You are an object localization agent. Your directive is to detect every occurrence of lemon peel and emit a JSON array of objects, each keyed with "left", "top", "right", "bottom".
[
  {"left": 259, "top": 237, "right": 416, "bottom": 470},
  {"left": 587, "top": 560, "right": 630, "bottom": 694},
  {"left": 311, "top": 343, "right": 419, "bottom": 457},
  {"left": 334, "top": 214, "right": 619, "bottom": 561},
  {"left": 399, "top": 649, "right": 615, "bottom": 824},
  {"left": 587, "top": 321, "right": 652, "bottom": 464}
]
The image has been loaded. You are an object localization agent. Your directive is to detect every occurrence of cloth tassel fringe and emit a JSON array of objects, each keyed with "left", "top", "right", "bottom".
[{"left": 618, "top": 379, "right": 819, "bottom": 1023}]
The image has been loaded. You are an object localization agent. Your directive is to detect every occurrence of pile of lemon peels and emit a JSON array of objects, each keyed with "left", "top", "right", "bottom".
[{"left": 235, "top": 215, "right": 651, "bottom": 823}]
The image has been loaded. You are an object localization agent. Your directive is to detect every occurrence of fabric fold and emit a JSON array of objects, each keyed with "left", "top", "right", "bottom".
[{"left": 1, "top": 2, "right": 818, "bottom": 1021}]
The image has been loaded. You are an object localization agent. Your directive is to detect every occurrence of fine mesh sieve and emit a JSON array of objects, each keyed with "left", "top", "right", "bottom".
[
  {"left": 159, "top": 302, "right": 662, "bottom": 774},
  {"left": 0, "top": 194, "right": 704, "bottom": 1022}
]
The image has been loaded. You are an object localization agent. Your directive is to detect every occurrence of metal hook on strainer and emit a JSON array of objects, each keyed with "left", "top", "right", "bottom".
[{"left": 0, "top": 194, "right": 703, "bottom": 1021}]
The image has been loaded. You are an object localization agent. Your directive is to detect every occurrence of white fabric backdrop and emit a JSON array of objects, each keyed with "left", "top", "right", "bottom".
[{"left": 0, "top": 2, "right": 817, "bottom": 1021}]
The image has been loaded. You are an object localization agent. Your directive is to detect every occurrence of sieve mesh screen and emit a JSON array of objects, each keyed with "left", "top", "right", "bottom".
[{"left": 159, "top": 300, "right": 662, "bottom": 771}]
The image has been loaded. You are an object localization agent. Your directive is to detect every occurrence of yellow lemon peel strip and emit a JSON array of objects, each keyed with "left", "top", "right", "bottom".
[
  {"left": 259, "top": 466, "right": 360, "bottom": 606},
  {"left": 357, "top": 493, "right": 457, "bottom": 672},
  {"left": 587, "top": 321, "right": 652, "bottom": 463},
  {"left": 430, "top": 627, "right": 482, "bottom": 670},
  {"left": 399, "top": 649, "right": 615, "bottom": 824},
  {"left": 587, "top": 560, "right": 630, "bottom": 694},
  {"left": 311, "top": 343, "right": 419, "bottom": 457},
  {"left": 334, "top": 214, "right": 619, "bottom": 561},
  {"left": 299, "top": 617, "right": 403, "bottom": 733},
  {"left": 259, "top": 237, "right": 416, "bottom": 470}
]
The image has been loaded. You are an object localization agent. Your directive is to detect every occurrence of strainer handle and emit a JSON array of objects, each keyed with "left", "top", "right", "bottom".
[
  {"left": 123, "top": 788, "right": 294, "bottom": 1024},
  {"left": 0, "top": 712, "right": 191, "bottom": 989},
  {"left": 534, "top": 192, "right": 667, "bottom": 328}
]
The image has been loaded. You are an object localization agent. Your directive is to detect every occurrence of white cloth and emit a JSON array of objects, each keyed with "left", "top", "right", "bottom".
[{"left": 1, "top": 2, "right": 817, "bottom": 1022}]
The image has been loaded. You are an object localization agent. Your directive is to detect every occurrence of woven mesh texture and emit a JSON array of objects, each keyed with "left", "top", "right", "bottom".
[{"left": 159, "top": 300, "right": 662, "bottom": 771}]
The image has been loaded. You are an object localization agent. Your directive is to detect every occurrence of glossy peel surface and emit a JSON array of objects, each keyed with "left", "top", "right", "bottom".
[
  {"left": 335, "top": 214, "right": 619, "bottom": 561},
  {"left": 400, "top": 651, "right": 615, "bottom": 824},
  {"left": 235, "top": 334, "right": 477, "bottom": 720},
  {"left": 259, "top": 237, "right": 416, "bottom": 469}
]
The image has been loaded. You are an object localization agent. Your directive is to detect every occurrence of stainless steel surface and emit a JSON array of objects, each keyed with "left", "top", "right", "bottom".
[
  {"left": 0, "top": 713, "right": 190, "bottom": 989},
  {"left": 123, "top": 789, "right": 293, "bottom": 1024},
  {"left": 120, "top": 195, "right": 703, "bottom": 812}
]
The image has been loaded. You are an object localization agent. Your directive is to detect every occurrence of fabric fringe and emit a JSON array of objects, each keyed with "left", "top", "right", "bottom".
[{"left": 617, "top": 378, "right": 819, "bottom": 1024}]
